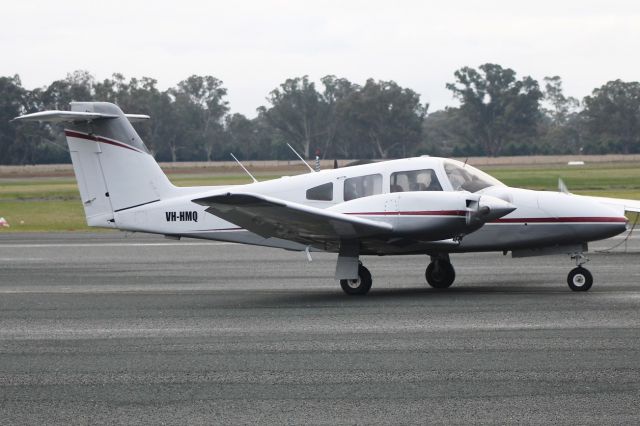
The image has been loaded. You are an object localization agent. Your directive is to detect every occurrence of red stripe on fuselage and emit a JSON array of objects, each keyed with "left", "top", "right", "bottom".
[
  {"left": 64, "top": 130, "right": 142, "bottom": 153},
  {"left": 491, "top": 217, "right": 627, "bottom": 224},
  {"left": 346, "top": 210, "right": 467, "bottom": 217},
  {"left": 346, "top": 211, "right": 626, "bottom": 224}
]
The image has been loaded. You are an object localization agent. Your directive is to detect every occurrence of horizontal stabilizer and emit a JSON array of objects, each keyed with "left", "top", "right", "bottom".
[
  {"left": 12, "top": 110, "right": 149, "bottom": 123},
  {"left": 193, "top": 192, "right": 393, "bottom": 247}
]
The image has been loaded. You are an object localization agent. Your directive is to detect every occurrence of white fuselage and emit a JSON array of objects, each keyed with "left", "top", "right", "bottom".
[{"left": 113, "top": 157, "right": 628, "bottom": 255}]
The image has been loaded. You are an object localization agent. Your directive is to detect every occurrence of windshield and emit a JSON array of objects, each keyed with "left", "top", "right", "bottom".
[{"left": 443, "top": 160, "right": 504, "bottom": 192}]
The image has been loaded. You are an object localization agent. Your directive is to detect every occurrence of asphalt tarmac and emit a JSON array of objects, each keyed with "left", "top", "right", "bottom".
[{"left": 1, "top": 232, "right": 639, "bottom": 424}]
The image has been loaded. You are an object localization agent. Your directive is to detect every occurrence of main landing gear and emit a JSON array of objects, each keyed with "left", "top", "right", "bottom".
[
  {"left": 340, "top": 263, "right": 372, "bottom": 295},
  {"left": 567, "top": 252, "right": 593, "bottom": 291},
  {"left": 425, "top": 254, "right": 456, "bottom": 289},
  {"left": 338, "top": 255, "right": 458, "bottom": 295}
]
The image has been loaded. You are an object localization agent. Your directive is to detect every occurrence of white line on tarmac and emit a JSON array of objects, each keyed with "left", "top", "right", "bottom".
[
  {"left": 0, "top": 242, "right": 237, "bottom": 248},
  {"left": 0, "top": 233, "right": 637, "bottom": 249}
]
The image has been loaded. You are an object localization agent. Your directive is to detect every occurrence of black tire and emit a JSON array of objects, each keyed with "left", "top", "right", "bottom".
[
  {"left": 425, "top": 260, "right": 456, "bottom": 289},
  {"left": 340, "top": 264, "right": 372, "bottom": 295},
  {"left": 567, "top": 267, "right": 593, "bottom": 291}
]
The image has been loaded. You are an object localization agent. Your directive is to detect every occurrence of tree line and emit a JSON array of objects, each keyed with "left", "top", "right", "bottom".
[{"left": 1, "top": 64, "right": 639, "bottom": 165}]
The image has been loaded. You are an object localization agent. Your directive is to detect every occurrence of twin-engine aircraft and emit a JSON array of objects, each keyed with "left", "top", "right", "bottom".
[{"left": 14, "top": 102, "right": 640, "bottom": 295}]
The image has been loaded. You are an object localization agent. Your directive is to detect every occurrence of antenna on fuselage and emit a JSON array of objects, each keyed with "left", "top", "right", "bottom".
[
  {"left": 286, "top": 143, "right": 315, "bottom": 173},
  {"left": 230, "top": 153, "right": 258, "bottom": 183},
  {"left": 558, "top": 177, "right": 570, "bottom": 194}
]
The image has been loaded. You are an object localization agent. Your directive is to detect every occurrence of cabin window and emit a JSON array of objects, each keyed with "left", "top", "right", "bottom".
[
  {"left": 390, "top": 169, "right": 442, "bottom": 192},
  {"left": 306, "top": 182, "right": 333, "bottom": 201},
  {"left": 344, "top": 174, "right": 382, "bottom": 201}
]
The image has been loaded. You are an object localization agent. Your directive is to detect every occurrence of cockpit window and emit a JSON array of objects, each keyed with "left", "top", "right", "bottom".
[
  {"left": 443, "top": 160, "right": 504, "bottom": 192},
  {"left": 390, "top": 169, "right": 442, "bottom": 193},
  {"left": 306, "top": 182, "right": 333, "bottom": 201},
  {"left": 344, "top": 174, "right": 382, "bottom": 201}
]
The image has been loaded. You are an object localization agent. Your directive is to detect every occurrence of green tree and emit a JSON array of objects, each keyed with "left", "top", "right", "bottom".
[
  {"left": 420, "top": 108, "right": 478, "bottom": 157},
  {"left": 543, "top": 76, "right": 579, "bottom": 125},
  {"left": 582, "top": 79, "right": 640, "bottom": 154},
  {"left": 172, "top": 75, "right": 229, "bottom": 161},
  {"left": 159, "top": 92, "right": 195, "bottom": 162},
  {"left": 446, "top": 63, "right": 543, "bottom": 156},
  {"left": 93, "top": 73, "right": 126, "bottom": 104},
  {"left": 41, "top": 70, "right": 94, "bottom": 110},
  {"left": 317, "top": 75, "right": 358, "bottom": 158},
  {"left": 538, "top": 76, "right": 582, "bottom": 154},
  {"left": 0, "top": 75, "right": 29, "bottom": 164},
  {"left": 258, "top": 76, "right": 325, "bottom": 159},
  {"left": 341, "top": 79, "right": 428, "bottom": 159},
  {"left": 225, "top": 113, "right": 259, "bottom": 160}
]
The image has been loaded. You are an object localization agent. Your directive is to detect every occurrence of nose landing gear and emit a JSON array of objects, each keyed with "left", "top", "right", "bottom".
[{"left": 567, "top": 252, "right": 592, "bottom": 291}]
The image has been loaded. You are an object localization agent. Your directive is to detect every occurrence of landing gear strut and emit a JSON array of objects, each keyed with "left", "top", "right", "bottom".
[
  {"left": 340, "top": 263, "right": 372, "bottom": 295},
  {"left": 567, "top": 252, "right": 592, "bottom": 291},
  {"left": 426, "top": 255, "right": 456, "bottom": 289}
]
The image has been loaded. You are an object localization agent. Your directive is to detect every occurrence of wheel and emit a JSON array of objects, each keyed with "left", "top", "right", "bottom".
[
  {"left": 340, "top": 264, "right": 372, "bottom": 295},
  {"left": 567, "top": 267, "right": 593, "bottom": 291},
  {"left": 425, "top": 260, "right": 455, "bottom": 289}
]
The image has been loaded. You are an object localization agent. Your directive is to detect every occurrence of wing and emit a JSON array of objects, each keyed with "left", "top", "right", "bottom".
[
  {"left": 192, "top": 192, "right": 393, "bottom": 248},
  {"left": 582, "top": 195, "right": 640, "bottom": 214}
]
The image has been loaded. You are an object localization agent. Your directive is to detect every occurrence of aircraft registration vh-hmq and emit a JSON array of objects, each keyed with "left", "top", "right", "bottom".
[{"left": 13, "top": 102, "right": 640, "bottom": 295}]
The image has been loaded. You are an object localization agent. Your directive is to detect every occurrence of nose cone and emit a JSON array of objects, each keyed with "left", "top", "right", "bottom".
[{"left": 478, "top": 195, "right": 517, "bottom": 222}]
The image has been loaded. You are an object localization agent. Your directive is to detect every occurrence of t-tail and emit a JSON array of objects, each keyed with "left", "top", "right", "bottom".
[{"left": 13, "top": 102, "right": 176, "bottom": 228}]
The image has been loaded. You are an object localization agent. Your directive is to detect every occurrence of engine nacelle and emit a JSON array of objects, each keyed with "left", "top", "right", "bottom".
[{"left": 329, "top": 191, "right": 515, "bottom": 241}]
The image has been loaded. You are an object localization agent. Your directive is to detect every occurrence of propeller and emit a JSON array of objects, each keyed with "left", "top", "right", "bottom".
[
  {"left": 466, "top": 195, "right": 514, "bottom": 226},
  {"left": 465, "top": 196, "right": 489, "bottom": 225},
  {"left": 465, "top": 198, "right": 476, "bottom": 225}
]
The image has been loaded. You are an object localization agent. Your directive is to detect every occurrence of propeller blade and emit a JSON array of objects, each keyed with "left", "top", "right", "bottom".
[{"left": 465, "top": 198, "right": 479, "bottom": 225}]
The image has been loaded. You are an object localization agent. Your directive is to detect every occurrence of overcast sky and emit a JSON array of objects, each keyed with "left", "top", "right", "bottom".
[{"left": 2, "top": 0, "right": 639, "bottom": 117}]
